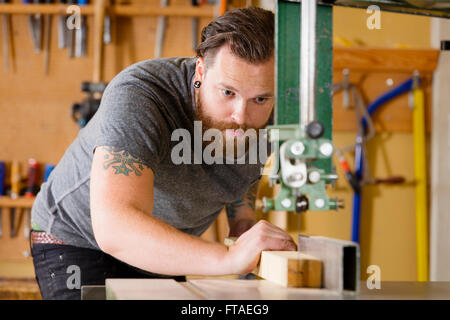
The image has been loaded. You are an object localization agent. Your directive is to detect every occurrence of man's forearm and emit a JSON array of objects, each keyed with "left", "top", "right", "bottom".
[
  {"left": 93, "top": 206, "right": 230, "bottom": 276},
  {"left": 228, "top": 218, "right": 256, "bottom": 237},
  {"left": 227, "top": 203, "right": 257, "bottom": 237},
  {"left": 226, "top": 181, "right": 259, "bottom": 237}
]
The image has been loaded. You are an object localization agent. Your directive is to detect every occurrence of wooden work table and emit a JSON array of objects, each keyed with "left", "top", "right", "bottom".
[{"left": 87, "top": 279, "right": 450, "bottom": 300}]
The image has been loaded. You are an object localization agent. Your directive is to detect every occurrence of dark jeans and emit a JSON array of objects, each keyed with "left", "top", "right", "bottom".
[{"left": 30, "top": 241, "right": 186, "bottom": 300}]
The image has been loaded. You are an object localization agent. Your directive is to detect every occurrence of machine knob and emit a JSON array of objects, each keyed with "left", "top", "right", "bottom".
[
  {"left": 306, "top": 121, "right": 324, "bottom": 139},
  {"left": 295, "top": 195, "right": 309, "bottom": 213}
]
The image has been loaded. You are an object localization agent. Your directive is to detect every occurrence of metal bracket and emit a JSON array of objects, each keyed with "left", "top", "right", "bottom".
[{"left": 298, "top": 234, "right": 360, "bottom": 294}]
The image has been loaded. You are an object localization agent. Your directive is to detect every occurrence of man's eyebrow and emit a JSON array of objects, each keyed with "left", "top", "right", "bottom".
[
  {"left": 218, "top": 82, "right": 239, "bottom": 92},
  {"left": 218, "top": 82, "right": 274, "bottom": 98},
  {"left": 255, "top": 93, "right": 274, "bottom": 98}
]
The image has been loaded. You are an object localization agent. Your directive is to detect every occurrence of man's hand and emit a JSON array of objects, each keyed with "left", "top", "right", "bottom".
[{"left": 224, "top": 220, "right": 297, "bottom": 275}]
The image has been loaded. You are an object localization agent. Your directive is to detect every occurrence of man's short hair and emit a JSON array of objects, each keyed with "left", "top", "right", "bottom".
[{"left": 196, "top": 6, "right": 274, "bottom": 68}]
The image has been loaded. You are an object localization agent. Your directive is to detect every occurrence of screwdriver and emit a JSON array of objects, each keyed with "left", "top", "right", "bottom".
[
  {"left": 24, "top": 159, "right": 39, "bottom": 239},
  {"left": 23, "top": 0, "right": 43, "bottom": 53},
  {"left": 76, "top": 0, "right": 87, "bottom": 57},
  {"left": 1, "top": 0, "right": 11, "bottom": 72},
  {"left": 103, "top": 1, "right": 110, "bottom": 44},
  {"left": 155, "top": 0, "right": 168, "bottom": 58},
  {"left": 43, "top": 164, "right": 55, "bottom": 182},
  {"left": 25, "top": 159, "right": 39, "bottom": 198},
  {"left": 191, "top": 0, "right": 198, "bottom": 52},
  {"left": 10, "top": 161, "right": 20, "bottom": 237},
  {"left": 67, "top": 0, "right": 75, "bottom": 58},
  {"left": 44, "top": 0, "right": 53, "bottom": 74},
  {"left": 335, "top": 149, "right": 360, "bottom": 194},
  {"left": 58, "top": 0, "right": 67, "bottom": 48},
  {"left": 103, "top": 7, "right": 111, "bottom": 45}
]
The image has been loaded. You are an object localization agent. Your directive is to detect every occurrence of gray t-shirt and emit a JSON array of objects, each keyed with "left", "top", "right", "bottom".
[{"left": 31, "top": 57, "right": 267, "bottom": 250}]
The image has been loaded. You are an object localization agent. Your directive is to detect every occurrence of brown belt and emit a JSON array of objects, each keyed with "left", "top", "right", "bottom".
[{"left": 31, "top": 231, "right": 67, "bottom": 245}]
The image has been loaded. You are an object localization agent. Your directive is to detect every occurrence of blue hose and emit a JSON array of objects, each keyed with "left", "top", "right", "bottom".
[
  {"left": 351, "top": 78, "right": 415, "bottom": 243},
  {"left": 352, "top": 142, "right": 363, "bottom": 243}
]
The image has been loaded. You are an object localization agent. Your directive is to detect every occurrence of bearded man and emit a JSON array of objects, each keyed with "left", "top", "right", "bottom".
[{"left": 30, "top": 6, "right": 296, "bottom": 300}]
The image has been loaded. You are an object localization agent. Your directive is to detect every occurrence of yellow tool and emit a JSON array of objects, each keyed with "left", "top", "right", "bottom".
[{"left": 412, "top": 73, "right": 429, "bottom": 282}]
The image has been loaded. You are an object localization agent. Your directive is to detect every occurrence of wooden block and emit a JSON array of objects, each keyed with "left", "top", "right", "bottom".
[
  {"left": 224, "top": 237, "right": 322, "bottom": 288},
  {"left": 105, "top": 279, "right": 202, "bottom": 300},
  {"left": 258, "top": 251, "right": 322, "bottom": 288}
]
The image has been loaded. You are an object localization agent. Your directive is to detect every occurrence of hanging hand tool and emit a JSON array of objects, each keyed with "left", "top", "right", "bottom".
[
  {"left": 1, "top": 0, "right": 11, "bottom": 72},
  {"left": 191, "top": 0, "right": 198, "bottom": 52},
  {"left": 93, "top": 0, "right": 106, "bottom": 82},
  {"left": 372, "top": 176, "right": 405, "bottom": 185},
  {"left": 10, "top": 161, "right": 20, "bottom": 237},
  {"left": 58, "top": 0, "right": 67, "bottom": 48},
  {"left": 23, "top": 159, "right": 39, "bottom": 239},
  {"left": 71, "top": 81, "right": 107, "bottom": 128},
  {"left": 75, "top": 0, "right": 87, "bottom": 57},
  {"left": 43, "top": 164, "right": 55, "bottom": 182},
  {"left": 44, "top": 0, "right": 53, "bottom": 74},
  {"left": 155, "top": 0, "right": 168, "bottom": 58},
  {"left": 0, "top": 161, "right": 5, "bottom": 237},
  {"left": 67, "top": 0, "right": 76, "bottom": 58},
  {"left": 335, "top": 149, "right": 360, "bottom": 194},
  {"left": 25, "top": 159, "right": 39, "bottom": 198},
  {"left": 218, "top": 0, "right": 226, "bottom": 15},
  {"left": 23, "top": 0, "right": 43, "bottom": 53},
  {"left": 103, "top": 15, "right": 110, "bottom": 44},
  {"left": 103, "top": 0, "right": 111, "bottom": 45}
]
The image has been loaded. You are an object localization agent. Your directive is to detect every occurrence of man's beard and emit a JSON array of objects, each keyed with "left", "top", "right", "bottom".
[{"left": 194, "top": 90, "right": 268, "bottom": 159}]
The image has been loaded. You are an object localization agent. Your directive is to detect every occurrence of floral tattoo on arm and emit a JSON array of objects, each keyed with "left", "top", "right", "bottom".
[{"left": 100, "top": 146, "right": 149, "bottom": 176}]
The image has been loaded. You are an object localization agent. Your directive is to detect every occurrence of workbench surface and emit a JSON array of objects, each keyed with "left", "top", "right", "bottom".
[{"left": 100, "top": 279, "right": 450, "bottom": 300}]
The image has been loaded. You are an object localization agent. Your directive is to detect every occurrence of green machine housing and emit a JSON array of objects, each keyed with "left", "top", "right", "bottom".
[{"left": 262, "top": 1, "right": 338, "bottom": 214}]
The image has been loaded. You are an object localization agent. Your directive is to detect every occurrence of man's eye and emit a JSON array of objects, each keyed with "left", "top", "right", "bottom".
[
  {"left": 255, "top": 97, "right": 267, "bottom": 104},
  {"left": 222, "top": 89, "right": 234, "bottom": 97}
]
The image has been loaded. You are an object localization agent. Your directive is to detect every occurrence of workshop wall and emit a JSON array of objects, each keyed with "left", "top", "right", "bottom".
[
  {"left": 0, "top": 0, "right": 245, "bottom": 274},
  {"left": 0, "top": 2, "right": 435, "bottom": 283},
  {"left": 334, "top": 6, "right": 431, "bottom": 48}
]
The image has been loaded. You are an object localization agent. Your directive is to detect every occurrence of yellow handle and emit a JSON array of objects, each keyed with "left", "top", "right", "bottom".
[{"left": 412, "top": 88, "right": 429, "bottom": 281}]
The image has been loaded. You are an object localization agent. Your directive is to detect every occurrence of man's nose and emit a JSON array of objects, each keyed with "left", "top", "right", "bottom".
[{"left": 230, "top": 99, "right": 247, "bottom": 126}]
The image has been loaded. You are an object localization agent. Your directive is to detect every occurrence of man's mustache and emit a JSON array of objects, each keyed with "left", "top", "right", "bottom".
[{"left": 204, "top": 122, "right": 248, "bottom": 132}]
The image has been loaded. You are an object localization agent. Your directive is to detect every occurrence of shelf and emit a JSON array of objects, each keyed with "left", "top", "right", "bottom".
[
  {"left": 334, "top": 47, "right": 440, "bottom": 73},
  {"left": 0, "top": 196, "right": 34, "bottom": 208},
  {"left": 0, "top": 4, "right": 216, "bottom": 18}
]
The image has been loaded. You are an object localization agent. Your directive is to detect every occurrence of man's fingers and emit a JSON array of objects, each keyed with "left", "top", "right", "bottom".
[
  {"left": 257, "top": 235, "right": 297, "bottom": 252},
  {"left": 253, "top": 220, "right": 293, "bottom": 237},
  {"left": 261, "top": 230, "right": 294, "bottom": 242}
]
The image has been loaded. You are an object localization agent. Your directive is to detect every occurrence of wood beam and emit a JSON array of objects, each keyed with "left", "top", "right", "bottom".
[{"left": 224, "top": 237, "right": 323, "bottom": 288}]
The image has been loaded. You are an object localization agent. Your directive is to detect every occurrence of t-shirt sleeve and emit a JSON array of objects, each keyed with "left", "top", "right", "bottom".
[{"left": 91, "top": 76, "right": 170, "bottom": 171}]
